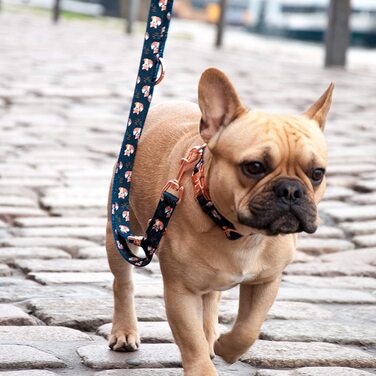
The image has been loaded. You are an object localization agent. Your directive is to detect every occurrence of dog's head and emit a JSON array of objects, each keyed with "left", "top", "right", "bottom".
[{"left": 198, "top": 68, "right": 333, "bottom": 236}]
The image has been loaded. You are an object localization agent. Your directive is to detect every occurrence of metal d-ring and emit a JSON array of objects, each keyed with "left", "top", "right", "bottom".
[{"left": 154, "top": 57, "right": 166, "bottom": 85}]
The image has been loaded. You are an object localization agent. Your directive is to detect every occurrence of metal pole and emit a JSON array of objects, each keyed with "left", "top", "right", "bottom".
[
  {"left": 215, "top": 0, "right": 228, "bottom": 48},
  {"left": 126, "top": 0, "right": 137, "bottom": 35},
  {"left": 52, "top": 0, "right": 61, "bottom": 23},
  {"left": 324, "top": 0, "right": 351, "bottom": 67}
]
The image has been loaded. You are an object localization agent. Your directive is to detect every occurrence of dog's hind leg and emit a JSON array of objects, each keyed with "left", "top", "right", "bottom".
[{"left": 203, "top": 291, "right": 221, "bottom": 358}]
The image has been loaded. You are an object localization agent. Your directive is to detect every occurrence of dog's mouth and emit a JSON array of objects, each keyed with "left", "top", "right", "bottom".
[
  {"left": 264, "top": 212, "right": 316, "bottom": 235},
  {"left": 238, "top": 203, "right": 317, "bottom": 236}
]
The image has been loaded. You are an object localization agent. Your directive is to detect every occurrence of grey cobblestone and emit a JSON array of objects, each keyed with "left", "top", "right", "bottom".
[
  {"left": 0, "top": 371, "right": 59, "bottom": 376},
  {"left": 0, "top": 326, "right": 92, "bottom": 341},
  {"left": 14, "top": 259, "right": 110, "bottom": 273},
  {"left": 256, "top": 368, "right": 375, "bottom": 376},
  {"left": 0, "top": 264, "right": 12, "bottom": 277},
  {"left": 284, "top": 262, "right": 376, "bottom": 277},
  {"left": 242, "top": 341, "right": 376, "bottom": 368},
  {"left": 0, "top": 304, "right": 37, "bottom": 325},
  {"left": 0, "top": 345, "right": 65, "bottom": 369},
  {"left": 260, "top": 320, "right": 376, "bottom": 345},
  {"left": 0, "top": 247, "right": 71, "bottom": 262},
  {"left": 296, "top": 238, "right": 354, "bottom": 255}
]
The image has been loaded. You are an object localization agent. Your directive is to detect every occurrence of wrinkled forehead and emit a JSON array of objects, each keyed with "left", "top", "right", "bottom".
[{"left": 215, "top": 111, "right": 328, "bottom": 165}]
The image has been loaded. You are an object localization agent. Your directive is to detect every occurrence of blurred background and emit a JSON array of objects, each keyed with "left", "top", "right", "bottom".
[{"left": 5, "top": 0, "right": 376, "bottom": 48}]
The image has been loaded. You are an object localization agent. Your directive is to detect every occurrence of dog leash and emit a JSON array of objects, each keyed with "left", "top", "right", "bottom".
[
  {"left": 111, "top": 0, "right": 242, "bottom": 267},
  {"left": 111, "top": 0, "right": 184, "bottom": 267}
]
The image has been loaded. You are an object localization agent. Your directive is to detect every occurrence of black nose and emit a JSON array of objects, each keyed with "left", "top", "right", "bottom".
[{"left": 274, "top": 179, "right": 305, "bottom": 205}]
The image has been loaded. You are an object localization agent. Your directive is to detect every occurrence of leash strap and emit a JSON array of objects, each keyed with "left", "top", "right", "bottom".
[
  {"left": 111, "top": 0, "right": 175, "bottom": 267},
  {"left": 193, "top": 150, "right": 243, "bottom": 241}
]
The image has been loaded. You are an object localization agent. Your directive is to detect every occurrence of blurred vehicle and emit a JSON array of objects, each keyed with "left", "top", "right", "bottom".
[
  {"left": 186, "top": 0, "right": 252, "bottom": 25},
  {"left": 246, "top": 0, "right": 376, "bottom": 47}
]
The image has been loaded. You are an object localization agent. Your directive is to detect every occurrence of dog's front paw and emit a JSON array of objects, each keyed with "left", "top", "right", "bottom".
[
  {"left": 214, "top": 332, "right": 247, "bottom": 364},
  {"left": 109, "top": 329, "right": 140, "bottom": 352},
  {"left": 214, "top": 338, "right": 238, "bottom": 363}
]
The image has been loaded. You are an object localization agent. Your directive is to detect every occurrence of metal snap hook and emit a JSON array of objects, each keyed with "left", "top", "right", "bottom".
[{"left": 154, "top": 57, "right": 166, "bottom": 85}]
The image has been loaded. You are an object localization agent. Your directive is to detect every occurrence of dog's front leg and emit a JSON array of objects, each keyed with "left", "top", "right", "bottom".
[
  {"left": 214, "top": 277, "right": 280, "bottom": 363},
  {"left": 203, "top": 291, "right": 221, "bottom": 358},
  {"left": 106, "top": 220, "right": 140, "bottom": 352},
  {"left": 164, "top": 283, "right": 217, "bottom": 376}
]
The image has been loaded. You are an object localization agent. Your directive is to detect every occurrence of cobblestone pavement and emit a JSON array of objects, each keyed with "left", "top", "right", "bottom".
[{"left": 0, "top": 5, "right": 376, "bottom": 376}]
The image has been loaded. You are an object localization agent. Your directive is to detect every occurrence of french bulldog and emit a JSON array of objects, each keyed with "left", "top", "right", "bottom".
[{"left": 106, "top": 68, "right": 333, "bottom": 375}]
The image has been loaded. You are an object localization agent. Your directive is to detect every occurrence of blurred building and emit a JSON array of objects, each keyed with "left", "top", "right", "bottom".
[{"left": 246, "top": 0, "right": 376, "bottom": 47}]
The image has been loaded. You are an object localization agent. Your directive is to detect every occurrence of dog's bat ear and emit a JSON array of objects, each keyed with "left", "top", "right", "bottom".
[
  {"left": 198, "top": 68, "right": 246, "bottom": 143},
  {"left": 303, "top": 82, "right": 335, "bottom": 131}
]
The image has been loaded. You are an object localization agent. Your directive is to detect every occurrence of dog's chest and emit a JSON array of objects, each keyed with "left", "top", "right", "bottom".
[{"left": 209, "top": 236, "right": 265, "bottom": 290}]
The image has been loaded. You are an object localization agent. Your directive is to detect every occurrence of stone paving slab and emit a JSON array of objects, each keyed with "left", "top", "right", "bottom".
[
  {"left": 323, "top": 205, "right": 376, "bottom": 222},
  {"left": 350, "top": 193, "right": 376, "bottom": 205},
  {"left": 354, "top": 234, "right": 376, "bottom": 248},
  {"left": 319, "top": 248, "right": 376, "bottom": 265},
  {"left": 14, "top": 259, "right": 110, "bottom": 273},
  {"left": 284, "top": 262, "right": 376, "bottom": 277},
  {"left": 77, "top": 247, "right": 107, "bottom": 259},
  {"left": 0, "top": 326, "right": 92, "bottom": 342},
  {"left": 26, "top": 297, "right": 165, "bottom": 330},
  {"left": 0, "top": 304, "right": 36, "bottom": 325},
  {"left": 95, "top": 370, "right": 184, "bottom": 376},
  {"left": 16, "top": 227, "right": 106, "bottom": 241},
  {"left": 0, "top": 197, "right": 37, "bottom": 207},
  {"left": 242, "top": 340, "right": 376, "bottom": 368},
  {"left": 0, "top": 345, "right": 65, "bottom": 369},
  {"left": 277, "top": 288, "right": 376, "bottom": 304},
  {"left": 0, "top": 371, "right": 59, "bottom": 376},
  {"left": 219, "top": 300, "right": 333, "bottom": 324},
  {"left": 260, "top": 320, "right": 376, "bottom": 345},
  {"left": 94, "top": 358, "right": 256, "bottom": 375},
  {"left": 0, "top": 238, "right": 98, "bottom": 256},
  {"left": 296, "top": 239, "right": 354, "bottom": 255},
  {"left": 340, "top": 221, "right": 376, "bottom": 236},
  {"left": 331, "top": 304, "right": 376, "bottom": 324},
  {"left": 0, "top": 207, "right": 46, "bottom": 217},
  {"left": 0, "top": 247, "right": 71, "bottom": 262},
  {"left": 256, "top": 368, "right": 375, "bottom": 376},
  {"left": 0, "top": 264, "right": 12, "bottom": 277},
  {"left": 299, "top": 226, "right": 345, "bottom": 239},
  {"left": 282, "top": 275, "right": 376, "bottom": 290},
  {"left": 0, "top": 278, "right": 109, "bottom": 303},
  {"left": 14, "top": 216, "right": 107, "bottom": 228},
  {"left": 77, "top": 343, "right": 255, "bottom": 373},
  {"left": 233, "top": 301, "right": 376, "bottom": 326},
  {"left": 28, "top": 272, "right": 113, "bottom": 285},
  {"left": 322, "top": 185, "right": 354, "bottom": 200},
  {"left": 354, "top": 180, "right": 376, "bottom": 192},
  {"left": 268, "top": 301, "right": 333, "bottom": 320},
  {"left": 77, "top": 343, "right": 181, "bottom": 369}
]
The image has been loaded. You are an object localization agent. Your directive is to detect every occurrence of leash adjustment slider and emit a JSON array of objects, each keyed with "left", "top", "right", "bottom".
[{"left": 162, "top": 144, "right": 206, "bottom": 203}]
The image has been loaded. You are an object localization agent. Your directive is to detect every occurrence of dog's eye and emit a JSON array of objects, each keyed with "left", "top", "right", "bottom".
[
  {"left": 241, "top": 161, "right": 266, "bottom": 177},
  {"left": 311, "top": 168, "right": 325, "bottom": 183}
]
